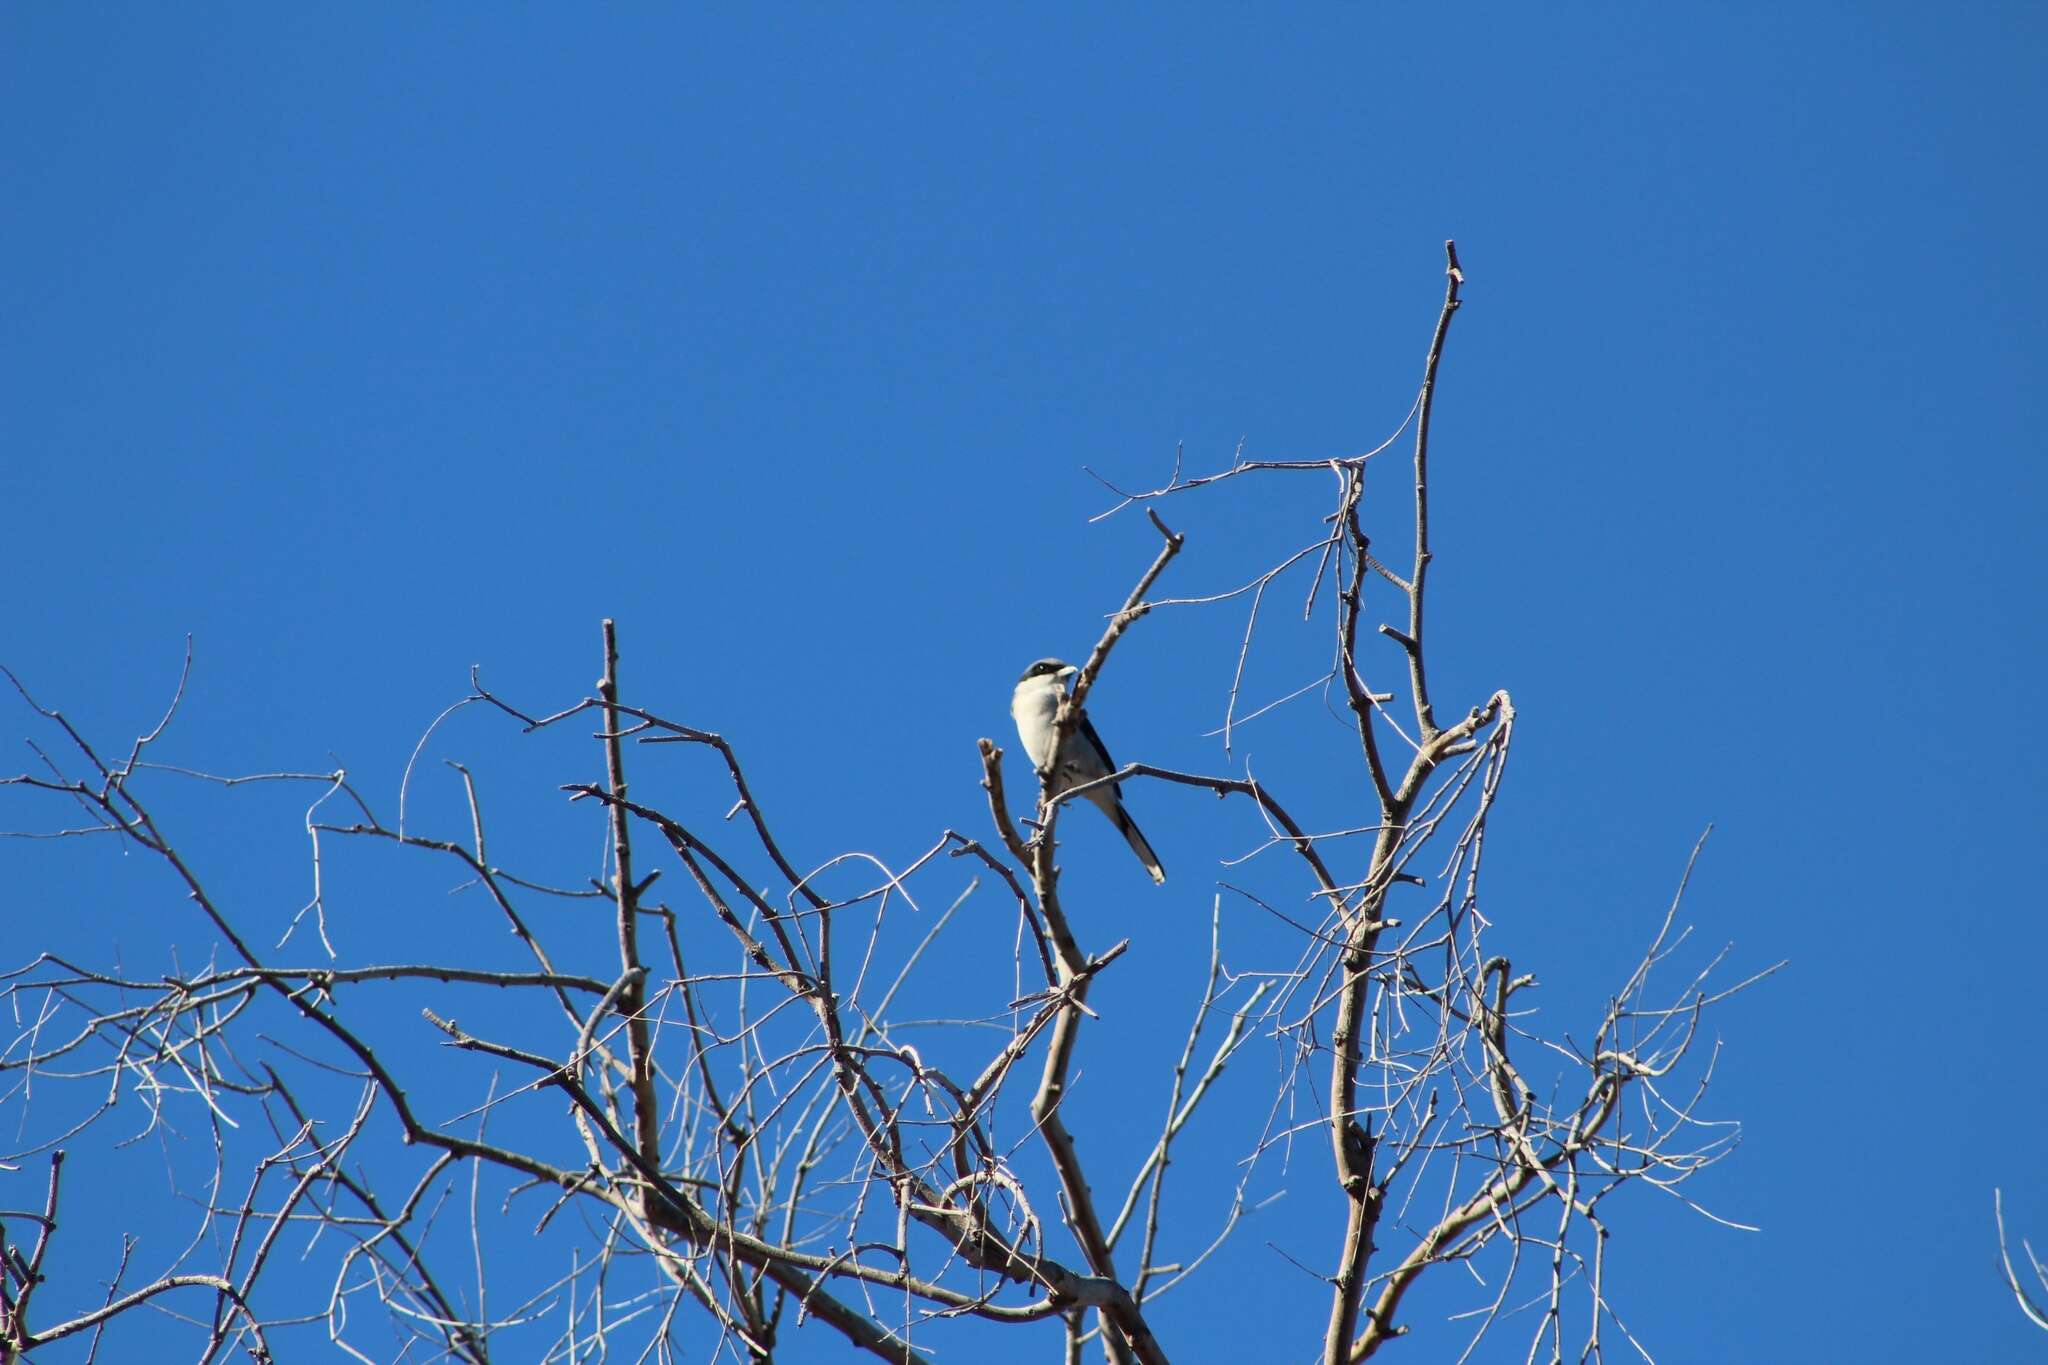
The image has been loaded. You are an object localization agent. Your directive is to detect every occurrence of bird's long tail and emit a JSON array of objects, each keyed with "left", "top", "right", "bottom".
[{"left": 1106, "top": 797, "right": 1167, "bottom": 885}]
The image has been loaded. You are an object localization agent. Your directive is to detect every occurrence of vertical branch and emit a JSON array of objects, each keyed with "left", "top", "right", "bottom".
[
  {"left": 1024, "top": 794, "right": 1145, "bottom": 1364},
  {"left": 1385, "top": 239, "right": 1464, "bottom": 743},
  {"left": 1007, "top": 515, "right": 1182, "bottom": 1365},
  {"left": 1321, "top": 817, "right": 1406, "bottom": 1364},
  {"left": 1323, "top": 240, "right": 1473, "bottom": 1365},
  {"left": 599, "top": 621, "right": 663, "bottom": 1199}
]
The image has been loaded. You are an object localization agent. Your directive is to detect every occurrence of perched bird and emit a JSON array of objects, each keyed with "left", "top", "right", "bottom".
[{"left": 1010, "top": 658, "right": 1166, "bottom": 884}]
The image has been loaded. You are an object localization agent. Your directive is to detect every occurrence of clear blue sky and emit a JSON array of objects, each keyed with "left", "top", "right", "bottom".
[{"left": 4, "top": 7, "right": 2044, "bottom": 1362}]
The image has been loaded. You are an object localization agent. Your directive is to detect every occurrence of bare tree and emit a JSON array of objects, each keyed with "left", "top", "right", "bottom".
[{"left": 2, "top": 244, "right": 1769, "bottom": 1364}]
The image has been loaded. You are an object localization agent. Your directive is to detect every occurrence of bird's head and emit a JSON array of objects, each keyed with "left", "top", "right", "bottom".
[{"left": 1017, "top": 658, "right": 1078, "bottom": 686}]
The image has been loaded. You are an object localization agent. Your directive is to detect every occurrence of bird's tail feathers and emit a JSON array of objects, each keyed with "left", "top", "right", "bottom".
[{"left": 1112, "top": 803, "right": 1167, "bottom": 886}]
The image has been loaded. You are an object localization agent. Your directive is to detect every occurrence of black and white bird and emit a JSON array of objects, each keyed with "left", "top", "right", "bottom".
[{"left": 1010, "top": 658, "right": 1166, "bottom": 884}]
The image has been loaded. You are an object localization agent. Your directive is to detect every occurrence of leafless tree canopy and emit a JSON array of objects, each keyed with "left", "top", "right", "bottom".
[{"left": 2, "top": 246, "right": 1768, "bottom": 1364}]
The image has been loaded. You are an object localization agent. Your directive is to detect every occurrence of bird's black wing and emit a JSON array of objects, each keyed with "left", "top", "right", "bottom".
[{"left": 1076, "top": 710, "right": 1118, "bottom": 774}]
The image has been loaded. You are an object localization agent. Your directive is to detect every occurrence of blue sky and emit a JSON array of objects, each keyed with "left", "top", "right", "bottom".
[{"left": 4, "top": 6, "right": 2044, "bottom": 1362}]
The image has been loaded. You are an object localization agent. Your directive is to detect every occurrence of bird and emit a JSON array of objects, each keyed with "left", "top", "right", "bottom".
[{"left": 1010, "top": 658, "right": 1166, "bottom": 884}]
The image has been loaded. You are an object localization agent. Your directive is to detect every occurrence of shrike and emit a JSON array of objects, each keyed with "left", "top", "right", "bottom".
[{"left": 1010, "top": 659, "right": 1166, "bottom": 884}]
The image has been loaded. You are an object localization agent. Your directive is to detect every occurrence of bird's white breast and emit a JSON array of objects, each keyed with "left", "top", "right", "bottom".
[{"left": 1010, "top": 678, "right": 1061, "bottom": 770}]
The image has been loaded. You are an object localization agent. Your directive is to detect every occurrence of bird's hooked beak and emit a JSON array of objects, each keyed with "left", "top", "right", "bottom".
[{"left": 1056, "top": 665, "right": 1078, "bottom": 679}]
